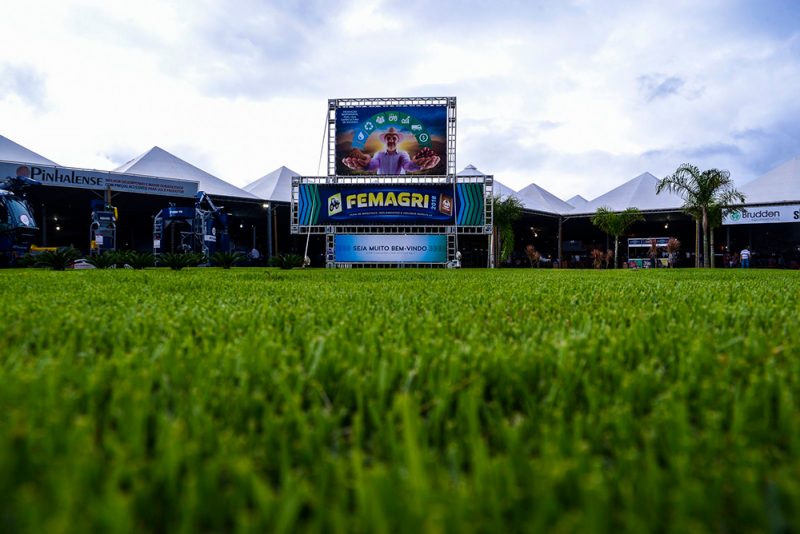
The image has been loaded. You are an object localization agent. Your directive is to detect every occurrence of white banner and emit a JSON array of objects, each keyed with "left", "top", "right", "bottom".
[
  {"left": 723, "top": 205, "right": 800, "bottom": 225},
  {"left": 1, "top": 161, "right": 198, "bottom": 198}
]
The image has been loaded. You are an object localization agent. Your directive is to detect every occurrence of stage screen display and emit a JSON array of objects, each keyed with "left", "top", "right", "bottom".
[
  {"left": 335, "top": 234, "right": 447, "bottom": 263},
  {"left": 335, "top": 105, "right": 448, "bottom": 176},
  {"left": 297, "top": 183, "right": 484, "bottom": 226}
]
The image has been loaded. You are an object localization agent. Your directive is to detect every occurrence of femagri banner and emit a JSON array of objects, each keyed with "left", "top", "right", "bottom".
[
  {"left": 0, "top": 161, "right": 198, "bottom": 198},
  {"left": 722, "top": 205, "right": 800, "bottom": 225},
  {"left": 297, "top": 183, "right": 485, "bottom": 226}
]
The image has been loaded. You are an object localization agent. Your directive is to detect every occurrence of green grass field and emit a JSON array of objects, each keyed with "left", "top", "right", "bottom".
[{"left": 1, "top": 268, "right": 799, "bottom": 532}]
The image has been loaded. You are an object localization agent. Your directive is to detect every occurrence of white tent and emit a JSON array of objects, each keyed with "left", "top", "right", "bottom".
[
  {"left": 244, "top": 166, "right": 299, "bottom": 203},
  {"left": 115, "top": 146, "right": 259, "bottom": 200},
  {"left": 577, "top": 172, "right": 684, "bottom": 214},
  {"left": 457, "top": 164, "right": 518, "bottom": 198},
  {"left": 493, "top": 181, "right": 519, "bottom": 199},
  {"left": 739, "top": 156, "right": 800, "bottom": 204},
  {"left": 516, "top": 183, "right": 574, "bottom": 214},
  {"left": 566, "top": 195, "right": 589, "bottom": 211},
  {"left": 0, "top": 134, "right": 58, "bottom": 165}
]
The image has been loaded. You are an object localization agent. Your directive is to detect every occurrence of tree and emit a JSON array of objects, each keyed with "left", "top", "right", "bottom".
[
  {"left": 591, "top": 248, "right": 605, "bottom": 269},
  {"left": 34, "top": 247, "right": 81, "bottom": 271},
  {"left": 211, "top": 251, "right": 245, "bottom": 269},
  {"left": 492, "top": 195, "right": 524, "bottom": 266},
  {"left": 591, "top": 207, "right": 644, "bottom": 268},
  {"left": 707, "top": 204, "right": 723, "bottom": 268},
  {"left": 666, "top": 237, "right": 680, "bottom": 268},
  {"left": 657, "top": 164, "right": 745, "bottom": 268},
  {"left": 525, "top": 244, "right": 540, "bottom": 267}
]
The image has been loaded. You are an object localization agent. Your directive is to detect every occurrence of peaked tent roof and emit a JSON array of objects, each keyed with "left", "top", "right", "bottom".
[
  {"left": 739, "top": 156, "right": 800, "bottom": 204},
  {"left": 566, "top": 195, "right": 589, "bottom": 210},
  {"left": 517, "top": 183, "right": 574, "bottom": 214},
  {"left": 114, "top": 146, "right": 259, "bottom": 200},
  {"left": 456, "top": 164, "right": 485, "bottom": 177},
  {"left": 493, "top": 181, "right": 519, "bottom": 199},
  {"left": 457, "top": 164, "right": 518, "bottom": 198},
  {"left": 577, "top": 172, "right": 684, "bottom": 214},
  {"left": 0, "top": 134, "right": 58, "bottom": 165},
  {"left": 244, "top": 166, "right": 299, "bottom": 203}
]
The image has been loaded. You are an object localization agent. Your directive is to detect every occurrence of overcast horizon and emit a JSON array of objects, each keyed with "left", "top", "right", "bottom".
[{"left": 2, "top": 0, "right": 799, "bottom": 201}]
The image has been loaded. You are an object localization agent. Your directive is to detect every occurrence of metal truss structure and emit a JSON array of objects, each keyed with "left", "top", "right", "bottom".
[{"left": 294, "top": 95, "right": 493, "bottom": 267}]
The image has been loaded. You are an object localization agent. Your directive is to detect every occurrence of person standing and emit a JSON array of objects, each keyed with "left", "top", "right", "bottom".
[{"left": 740, "top": 246, "right": 751, "bottom": 268}]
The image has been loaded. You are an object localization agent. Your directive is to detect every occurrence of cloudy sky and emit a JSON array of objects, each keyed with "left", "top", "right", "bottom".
[{"left": 2, "top": 0, "right": 799, "bottom": 199}]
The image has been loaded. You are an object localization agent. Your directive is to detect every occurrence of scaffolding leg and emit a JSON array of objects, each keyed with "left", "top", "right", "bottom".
[
  {"left": 488, "top": 233, "right": 494, "bottom": 268},
  {"left": 153, "top": 214, "right": 163, "bottom": 256},
  {"left": 326, "top": 233, "right": 335, "bottom": 269}
]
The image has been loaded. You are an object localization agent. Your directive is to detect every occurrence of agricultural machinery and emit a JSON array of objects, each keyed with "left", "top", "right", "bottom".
[
  {"left": 0, "top": 168, "right": 39, "bottom": 266},
  {"left": 153, "top": 191, "right": 229, "bottom": 259},
  {"left": 89, "top": 198, "right": 117, "bottom": 254}
]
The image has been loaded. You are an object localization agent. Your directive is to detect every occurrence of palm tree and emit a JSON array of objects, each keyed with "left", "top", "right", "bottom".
[
  {"left": 707, "top": 204, "right": 723, "bottom": 268},
  {"left": 657, "top": 164, "right": 745, "bottom": 268},
  {"left": 34, "top": 247, "right": 81, "bottom": 271},
  {"left": 492, "top": 195, "right": 524, "bottom": 267},
  {"left": 591, "top": 207, "right": 644, "bottom": 268}
]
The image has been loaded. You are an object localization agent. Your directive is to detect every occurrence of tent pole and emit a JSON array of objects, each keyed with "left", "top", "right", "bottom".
[
  {"left": 557, "top": 216, "right": 563, "bottom": 267},
  {"left": 266, "top": 204, "right": 273, "bottom": 260}
]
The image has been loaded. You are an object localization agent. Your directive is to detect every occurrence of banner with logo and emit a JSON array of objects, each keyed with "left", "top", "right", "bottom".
[
  {"left": 335, "top": 234, "right": 448, "bottom": 263},
  {"left": 723, "top": 205, "right": 800, "bottom": 225},
  {"left": 297, "top": 183, "right": 484, "bottom": 226},
  {"left": 0, "top": 161, "right": 198, "bottom": 198},
  {"left": 628, "top": 237, "right": 670, "bottom": 247},
  {"left": 335, "top": 105, "right": 448, "bottom": 176}
]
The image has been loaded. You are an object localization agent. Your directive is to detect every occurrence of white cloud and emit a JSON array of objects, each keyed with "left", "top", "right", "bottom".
[{"left": 1, "top": 0, "right": 799, "bottom": 201}]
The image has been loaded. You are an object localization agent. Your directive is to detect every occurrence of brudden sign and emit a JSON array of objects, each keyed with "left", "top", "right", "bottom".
[{"left": 723, "top": 205, "right": 800, "bottom": 225}]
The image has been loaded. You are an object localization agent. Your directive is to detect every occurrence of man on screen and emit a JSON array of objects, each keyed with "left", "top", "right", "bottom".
[{"left": 342, "top": 127, "right": 440, "bottom": 175}]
